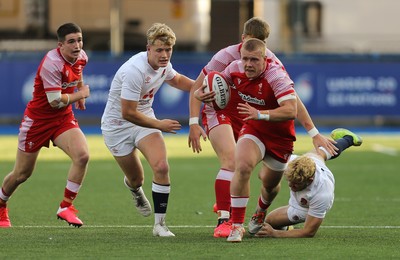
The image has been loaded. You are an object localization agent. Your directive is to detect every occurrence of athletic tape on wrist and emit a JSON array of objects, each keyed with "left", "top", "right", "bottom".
[
  {"left": 308, "top": 127, "right": 319, "bottom": 138},
  {"left": 189, "top": 117, "right": 199, "bottom": 125},
  {"left": 257, "top": 110, "right": 270, "bottom": 121}
]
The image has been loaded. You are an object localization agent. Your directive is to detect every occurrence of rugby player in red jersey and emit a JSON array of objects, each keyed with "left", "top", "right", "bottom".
[
  {"left": 188, "top": 17, "right": 337, "bottom": 238},
  {"left": 0, "top": 23, "right": 90, "bottom": 228}
]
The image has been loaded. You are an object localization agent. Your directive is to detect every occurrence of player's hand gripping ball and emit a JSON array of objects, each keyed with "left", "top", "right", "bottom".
[{"left": 203, "top": 71, "right": 230, "bottom": 110}]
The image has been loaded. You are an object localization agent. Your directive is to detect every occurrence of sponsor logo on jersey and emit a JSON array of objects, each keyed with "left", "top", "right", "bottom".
[
  {"left": 238, "top": 91, "right": 265, "bottom": 105},
  {"left": 61, "top": 80, "right": 80, "bottom": 89}
]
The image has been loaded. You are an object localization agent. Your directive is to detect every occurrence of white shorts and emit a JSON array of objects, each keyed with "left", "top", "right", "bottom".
[
  {"left": 102, "top": 125, "right": 161, "bottom": 157},
  {"left": 238, "top": 134, "right": 287, "bottom": 171},
  {"left": 287, "top": 206, "right": 308, "bottom": 224}
]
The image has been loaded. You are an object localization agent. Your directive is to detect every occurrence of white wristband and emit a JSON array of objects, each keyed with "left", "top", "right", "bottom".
[
  {"left": 307, "top": 127, "right": 319, "bottom": 138},
  {"left": 257, "top": 110, "right": 270, "bottom": 121},
  {"left": 189, "top": 117, "right": 199, "bottom": 125},
  {"left": 57, "top": 94, "right": 70, "bottom": 108}
]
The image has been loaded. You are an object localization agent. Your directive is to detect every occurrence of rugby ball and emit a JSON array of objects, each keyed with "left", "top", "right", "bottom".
[{"left": 203, "top": 71, "right": 230, "bottom": 110}]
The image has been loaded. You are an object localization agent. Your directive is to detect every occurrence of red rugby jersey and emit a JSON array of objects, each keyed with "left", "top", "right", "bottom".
[
  {"left": 26, "top": 48, "right": 88, "bottom": 119},
  {"left": 221, "top": 59, "right": 296, "bottom": 142}
]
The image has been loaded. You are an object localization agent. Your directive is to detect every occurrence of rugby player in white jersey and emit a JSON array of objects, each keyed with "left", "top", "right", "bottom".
[
  {"left": 101, "top": 23, "right": 194, "bottom": 237},
  {"left": 188, "top": 17, "right": 337, "bottom": 238},
  {"left": 254, "top": 128, "right": 363, "bottom": 238}
]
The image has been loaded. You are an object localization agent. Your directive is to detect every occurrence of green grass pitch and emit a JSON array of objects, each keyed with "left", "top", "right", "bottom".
[{"left": 0, "top": 134, "right": 399, "bottom": 259}]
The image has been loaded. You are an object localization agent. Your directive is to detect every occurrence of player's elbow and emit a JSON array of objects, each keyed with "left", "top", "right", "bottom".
[
  {"left": 285, "top": 109, "right": 297, "bottom": 120},
  {"left": 47, "top": 92, "right": 62, "bottom": 108},
  {"left": 289, "top": 105, "right": 298, "bottom": 119},
  {"left": 49, "top": 100, "right": 60, "bottom": 108},
  {"left": 281, "top": 102, "right": 297, "bottom": 120},
  {"left": 121, "top": 109, "right": 138, "bottom": 122},
  {"left": 301, "top": 228, "right": 318, "bottom": 238},
  {"left": 288, "top": 112, "right": 297, "bottom": 120},
  {"left": 303, "top": 232, "right": 316, "bottom": 238},
  {"left": 121, "top": 110, "right": 130, "bottom": 121}
]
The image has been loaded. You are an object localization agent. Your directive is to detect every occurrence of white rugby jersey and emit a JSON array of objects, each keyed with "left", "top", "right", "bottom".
[
  {"left": 288, "top": 154, "right": 335, "bottom": 219},
  {"left": 101, "top": 51, "right": 176, "bottom": 130}
]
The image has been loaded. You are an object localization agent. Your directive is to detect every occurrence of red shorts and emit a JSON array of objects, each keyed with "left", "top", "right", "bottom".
[
  {"left": 238, "top": 124, "right": 294, "bottom": 163},
  {"left": 18, "top": 112, "right": 80, "bottom": 152},
  {"left": 201, "top": 104, "right": 243, "bottom": 141}
]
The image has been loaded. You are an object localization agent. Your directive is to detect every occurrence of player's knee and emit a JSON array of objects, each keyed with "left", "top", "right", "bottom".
[
  {"left": 263, "top": 181, "right": 281, "bottom": 194},
  {"left": 153, "top": 160, "right": 169, "bottom": 176},
  {"left": 73, "top": 151, "right": 89, "bottom": 167},
  {"left": 235, "top": 161, "right": 253, "bottom": 179},
  {"left": 14, "top": 170, "right": 33, "bottom": 184}
]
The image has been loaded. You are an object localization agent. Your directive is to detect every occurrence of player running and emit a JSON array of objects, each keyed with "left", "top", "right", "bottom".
[
  {"left": 188, "top": 17, "right": 337, "bottom": 238},
  {"left": 0, "top": 23, "right": 90, "bottom": 228}
]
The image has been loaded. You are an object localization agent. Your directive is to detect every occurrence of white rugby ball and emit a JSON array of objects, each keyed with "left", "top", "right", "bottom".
[{"left": 203, "top": 71, "right": 230, "bottom": 110}]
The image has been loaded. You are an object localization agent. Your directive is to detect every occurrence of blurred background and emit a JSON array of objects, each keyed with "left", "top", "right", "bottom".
[{"left": 1, "top": 0, "right": 399, "bottom": 132}]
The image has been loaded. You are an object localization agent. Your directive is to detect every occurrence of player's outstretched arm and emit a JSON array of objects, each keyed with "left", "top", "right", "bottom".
[
  {"left": 295, "top": 95, "right": 338, "bottom": 156},
  {"left": 188, "top": 72, "right": 208, "bottom": 153},
  {"left": 256, "top": 215, "right": 323, "bottom": 238},
  {"left": 167, "top": 73, "right": 194, "bottom": 92}
]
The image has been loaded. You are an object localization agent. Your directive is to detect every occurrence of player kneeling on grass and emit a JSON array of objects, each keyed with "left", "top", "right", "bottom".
[{"left": 253, "top": 128, "right": 362, "bottom": 238}]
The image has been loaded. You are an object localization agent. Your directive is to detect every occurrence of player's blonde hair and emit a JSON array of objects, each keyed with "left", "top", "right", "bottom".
[
  {"left": 146, "top": 23, "right": 176, "bottom": 46},
  {"left": 243, "top": 17, "right": 270, "bottom": 41},
  {"left": 284, "top": 155, "right": 316, "bottom": 183},
  {"left": 242, "top": 38, "right": 266, "bottom": 56}
]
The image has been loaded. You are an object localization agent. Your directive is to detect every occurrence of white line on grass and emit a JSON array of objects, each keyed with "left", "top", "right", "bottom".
[
  {"left": 372, "top": 144, "right": 398, "bottom": 156},
  {"left": 11, "top": 225, "right": 400, "bottom": 229}
]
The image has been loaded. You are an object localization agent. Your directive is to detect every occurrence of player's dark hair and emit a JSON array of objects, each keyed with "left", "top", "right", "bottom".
[{"left": 57, "top": 23, "right": 82, "bottom": 42}]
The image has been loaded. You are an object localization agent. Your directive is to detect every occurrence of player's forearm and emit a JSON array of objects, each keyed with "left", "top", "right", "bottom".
[
  {"left": 122, "top": 110, "right": 160, "bottom": 129},
  {"left": 76, "top": 76, "right": 84, "bottom": 89},
  {"left": 263, "top": 100, "right": 297, "bottom": 121},
  {"left": 66, "top": 91, "right": 86, "bottom": 104},
  {"left": 296, "top": 95, "right": 315, "bottom": 131},
  {"left": 270, "top": 227, "right": 317, "bottom": 238},
  {"left": 189, "top": 73, "right": 205, "bottom": 121},
  {"left": 189, "top": 88, "right": 203, "bottom": 118},
  {"left": 169, "top": 74, "right": 194, "bottom": 92}
]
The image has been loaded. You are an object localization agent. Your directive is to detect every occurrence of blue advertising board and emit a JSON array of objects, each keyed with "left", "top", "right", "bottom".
[
  {"left": 0, "top": 56, "right": 399, "bottom": 121},
  {"left": 287, "top": 63, "right": 399, "bottom": 116}
]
